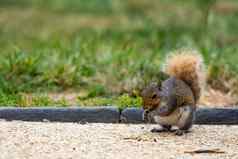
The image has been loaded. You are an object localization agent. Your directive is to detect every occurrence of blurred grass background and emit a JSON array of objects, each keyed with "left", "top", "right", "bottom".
[{"left": 0, "top": 0, "right": 238, "bottom": 106}]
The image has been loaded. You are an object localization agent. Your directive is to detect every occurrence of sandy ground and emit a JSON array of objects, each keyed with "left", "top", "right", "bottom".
[{"left": 0, "top": 121, "right": 238, "bottom": 159}]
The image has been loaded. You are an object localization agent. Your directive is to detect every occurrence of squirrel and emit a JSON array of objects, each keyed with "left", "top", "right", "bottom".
[{"left": 141, "top": 49, "right": 205, "bottom": 135}]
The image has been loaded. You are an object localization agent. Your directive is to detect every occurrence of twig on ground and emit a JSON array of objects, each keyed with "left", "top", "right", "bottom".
[{"left": 184, "top": 148, "right": 225, "bottom": 154}]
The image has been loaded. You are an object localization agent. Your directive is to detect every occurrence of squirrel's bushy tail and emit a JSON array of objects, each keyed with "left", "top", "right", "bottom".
[{"left": 163, "top": 49, "right": 206, "bottom": 102}]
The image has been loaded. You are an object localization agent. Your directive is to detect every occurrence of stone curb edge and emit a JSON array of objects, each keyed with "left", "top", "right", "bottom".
[{"left": 0, "top": 107, "right": 238, "bottom": 124}]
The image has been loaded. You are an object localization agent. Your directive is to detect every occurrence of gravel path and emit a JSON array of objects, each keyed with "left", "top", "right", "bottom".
[{"left": 0, "top": 121, "right": 238, "bottom": 159}]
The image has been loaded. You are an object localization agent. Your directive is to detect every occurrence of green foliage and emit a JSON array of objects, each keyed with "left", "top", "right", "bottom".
[
  {"left": 78, "top": 94, "right": 142, "bottom": 109},
  {"left": 31, "top": 95, "right": 54, "bottom": 106},
  {"left": 116, "top": 94, "right": 142, "bottom": 110},
  {"left": 0, "top": 0, "right": 237, "bottom": 106},
  {"left": 87, "top": 84, "right": 107, "bottom": 98},
  {"left": 194, "top": 0, "right": 217, "bottom": 8},
  {"left": 0, "top": 93, "right": 21, "bottom": 106},
  {"left": 78, "top": 97, "right": 114, "bottom": 106},
  {"left": 195, "top": 0, "right": 217, "bottom": 28}
]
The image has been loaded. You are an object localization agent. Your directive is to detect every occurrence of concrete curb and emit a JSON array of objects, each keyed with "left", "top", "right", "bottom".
[
  {"left": 0, "top": 107, "right": 238, "bottom": 124},
  {"left": 120, "top": 108, "right": 144, "bottom": 123},
  {"left": 121, "top": 108, "right": 238, "bottom": 125},
  {"left": 0, "top": 107, "right": 120, "bottom": 123}
]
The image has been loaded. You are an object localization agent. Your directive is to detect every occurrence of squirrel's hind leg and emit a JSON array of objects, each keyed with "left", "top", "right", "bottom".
[{"left": 175, "top": 106, "right": 195, "bottom": 136}]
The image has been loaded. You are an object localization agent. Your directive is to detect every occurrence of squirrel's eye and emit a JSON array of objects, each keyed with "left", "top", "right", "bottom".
[{"left": 151, "top": 94, "right": 157, "bottom": 99}]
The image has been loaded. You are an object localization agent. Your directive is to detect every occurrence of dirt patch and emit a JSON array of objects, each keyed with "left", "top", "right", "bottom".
[
  {"left": 0, "top": 121, "right": 237, "bottom": 159},
  {"left": 48, "top": 92, "right": 79, "bottom": 105},
  {"left": 199, "top": 88, "right": 237, "bottom": 107}
]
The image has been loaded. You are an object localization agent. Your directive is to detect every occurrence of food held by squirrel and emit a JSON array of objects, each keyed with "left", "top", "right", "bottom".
[{"left": 141, "top": 49, "right": 206, "bottom": 135}]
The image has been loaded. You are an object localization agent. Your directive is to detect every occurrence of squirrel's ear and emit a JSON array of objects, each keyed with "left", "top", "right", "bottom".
[{"left": 140, "top": 82, "right": 158, "bottom": 97}]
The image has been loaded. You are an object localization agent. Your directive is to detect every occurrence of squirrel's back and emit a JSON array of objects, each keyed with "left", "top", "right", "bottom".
[{"left": 163, "top": 49, "right": 206, "bottom": 102}]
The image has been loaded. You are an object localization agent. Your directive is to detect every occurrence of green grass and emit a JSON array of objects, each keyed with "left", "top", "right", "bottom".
[
  {"left": 0, "top": 92, "right": 142, "bottom": 108},
  {"left": 0, "top": 0, "right": 238, "bottom": 106}
]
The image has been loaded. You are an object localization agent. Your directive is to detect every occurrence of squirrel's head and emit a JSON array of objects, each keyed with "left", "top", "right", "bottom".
[
  {"left": 141, "top": 83, "right": 161, "bottom": 122},
  {"left": 141, "top": 83, "right": 161, "bottom": 111},
  {"left": 141, "top": 78, "right": 177, "bottom": 122}
]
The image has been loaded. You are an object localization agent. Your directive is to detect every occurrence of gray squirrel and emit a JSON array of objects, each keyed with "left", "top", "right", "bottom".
[{"left": 141, "top": 50, "right": 205, "bottom": 135}]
